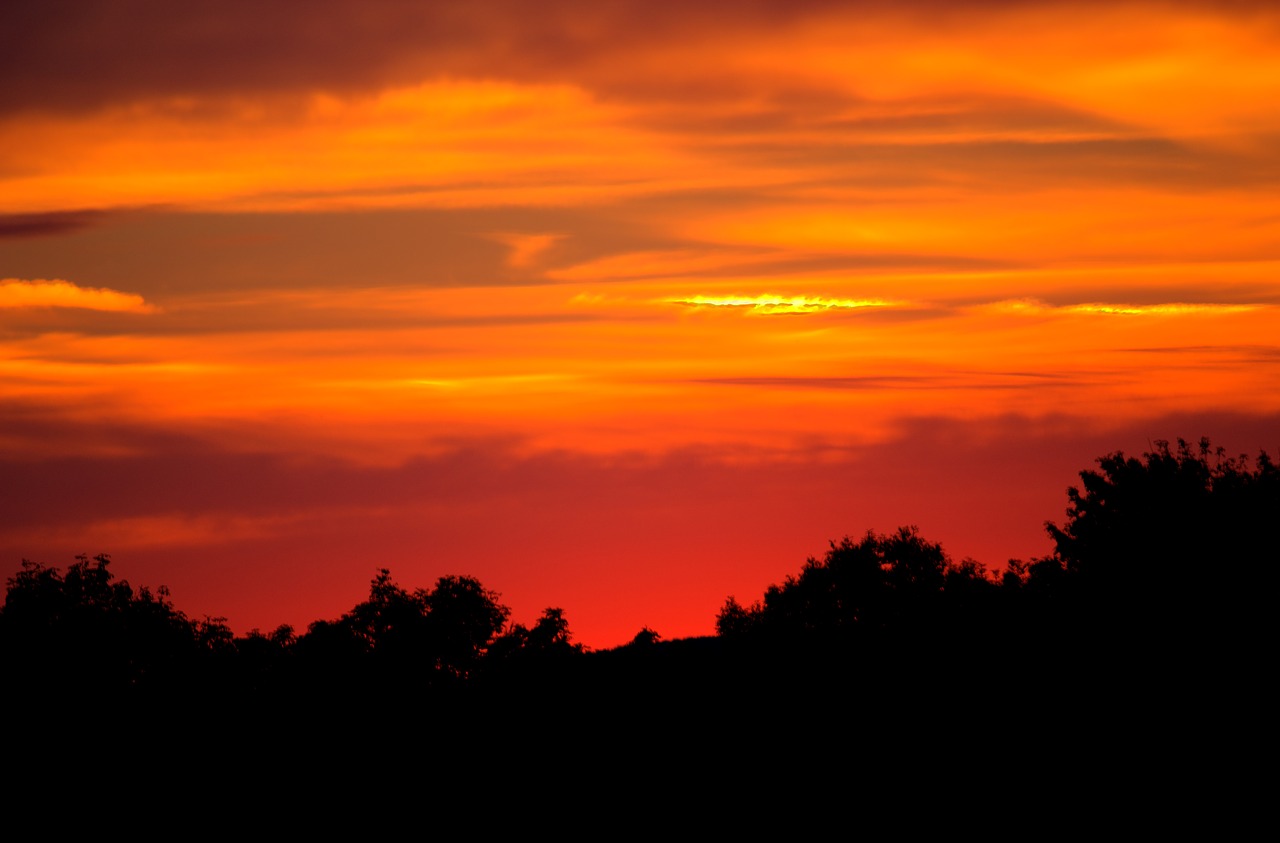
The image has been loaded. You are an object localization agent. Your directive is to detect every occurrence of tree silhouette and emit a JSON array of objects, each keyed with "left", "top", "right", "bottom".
[
  {"left": 0, "top": 554, "right": 216, "bottom": 694},
  {"left": 486, "top": 606, "right": 584, "bottom": 675},
  {"left": 628, "top": 626, "right": 662, "bottom": 647},
  {"left": 1044, "top": 437, "right": 1277, "bottom": 641},
  {"left": 716, "top": 526, "right": 984, "bottom": 642},
  {"left": 423, "top": 574, "right": 510, "bottom": 678},
  {"left": 714, "top": 596, "right": 760, "bottom": 638},
  {"left": 293, "top": 569, "right": 510, "bottom": 688}
]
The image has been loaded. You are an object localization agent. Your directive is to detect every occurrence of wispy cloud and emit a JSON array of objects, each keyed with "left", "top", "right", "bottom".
[
  {"left": 982, "top": 298, "right": 1265, "bottom": 317},
  {"left": 10, "top": 512, "right": 301, "bottom": 551},
  {"left": 0, "top": 210, "right": 108, "bottom": 240},
  {"left": 490, "top": 232, "right": 565, "bottom": 268},
  {"left": 667, "top": 294, "right": 901, "bottom": 314},
  {"left": 0, "top": 279, "right": 157, "bottom": 313}
]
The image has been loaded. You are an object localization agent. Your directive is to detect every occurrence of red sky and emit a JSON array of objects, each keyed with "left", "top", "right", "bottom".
[{"left": 3, "top": 0, "right": 1279, "bottom": 647}]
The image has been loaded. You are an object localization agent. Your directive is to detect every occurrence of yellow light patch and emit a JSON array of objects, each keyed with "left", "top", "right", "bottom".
[{"left": 667, "top": 295, "right": 899, "bottom": 314}]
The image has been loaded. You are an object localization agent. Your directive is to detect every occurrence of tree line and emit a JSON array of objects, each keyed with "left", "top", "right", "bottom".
[{"left": 3, "top": 437, "right": 1275, "bottom": 702}]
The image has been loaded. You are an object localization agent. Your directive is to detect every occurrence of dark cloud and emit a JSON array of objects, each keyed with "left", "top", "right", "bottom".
[
  {"left": 1040, "top": 285, "right": 1280, "bottom": 308},
  {"left": 733, "top": 135, "right": 1280, "bottom": 195},
  {"left": 1121, "top": 344, "right": 1280, "bottom": 357},
  {"left": 653, "top": 95, "right": 1125, "bottom": 144},
  {"left": 602, "top": 251, "right": 1010, "bottom": 282},
  {"left": 691, "top": 375, "right": 939, "bottom": 389},
  {"left": 0, "top": 210, "right": 108, "bottom": 240},
  {"left": 0, "top": 305, "right": 612, "bottom": 342},
  {"left": 0, "top": 1, "right": 826, "bottom": 113},
  {"left": 0, "top": 206, "right": 654, "bottom": 298},
  {"left": 689, "top": 372, "right": 1103, "bottom": 391},
  {"left": 937, "top": 138, "right": 1280, "bottom": 193},
  {"left": 7, "top": 1, "right": 1262, "bottom": 116},
  {"left": 1117, "top": 344, "right": 1280, "bottom": 366},
  {"left": 0, "top": 200, "right": 1013, "bottom": 311}
]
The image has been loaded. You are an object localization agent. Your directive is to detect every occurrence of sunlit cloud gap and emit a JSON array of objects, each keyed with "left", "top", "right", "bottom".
[{"left": 668, "top": 295, "right": 900, "bottom": 314}]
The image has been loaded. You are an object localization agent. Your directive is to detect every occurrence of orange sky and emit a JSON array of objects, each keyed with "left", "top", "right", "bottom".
[{"left": 3, "top": 1, "right": 1279, "bottom": 647}]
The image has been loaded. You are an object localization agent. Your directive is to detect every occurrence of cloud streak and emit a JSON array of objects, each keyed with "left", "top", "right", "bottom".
[
  {"left": 982, "top": 298, "right": 1268, "bottom": 317},
  {"left": 0, "top": 279, "right": 157, "bottom": 313},
  {"left": 0, "top": 210, "right": 109, "bottom": 240},
  {"left": 667, "top": 294, "right": 902, "bottom": 314}
]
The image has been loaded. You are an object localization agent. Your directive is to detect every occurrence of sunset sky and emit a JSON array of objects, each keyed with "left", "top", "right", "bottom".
[{"left": 4, "top": 0, "right": 1279, "bottom": 647}]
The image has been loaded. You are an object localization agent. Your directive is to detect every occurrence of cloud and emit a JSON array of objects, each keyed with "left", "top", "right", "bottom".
[
  {"left": 0, "top": 210, "right": 108, "bottom": 240},
  {"left": 983, "top": 298, "right": 1265, "bottom": 316},
  {"left": 9, "top": 511, "right": 308, "bottom": 551},
  {"left": 551, "top": 249, "right": 781, "bottom": 281},
  {"left": 0, "top": 279, "right": 157, "bottom": 313},
  {"left": 692, "top": 375, "right": 936, "bottom": 389},
  {"left": 0, "top": 1, "right": 970, "bottom": 114},
  {"left": 1066, "top": 303, "right": 1263, "bottom": 316},
  {"left": 489, "top": 232, "right": 566, "bottom": 268},
  {"left": 0, "top": 79, "right": 694, "bottom": 214},
  {"left": 667, "top": 294, "right": 901, "bottom": 314},
  {"left": 1121, "top": 344, "right": 1280, "bottom": 359},
  {"left": 6, "top": 2, "right": 1277, "bottom": 119}
]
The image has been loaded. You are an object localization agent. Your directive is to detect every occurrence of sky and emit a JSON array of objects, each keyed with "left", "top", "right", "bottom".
[{"left": 3, "top": 0, "right": 1280, "bottom": 647}]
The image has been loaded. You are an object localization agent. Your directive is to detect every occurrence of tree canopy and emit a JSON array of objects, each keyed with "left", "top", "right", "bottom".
[
  {"left": 716, "top": 437, "right": 1277, "bottom": 651},
  {"left": 1047, "top": 437, "right": 1277, "bottom": 583},
  {"left": 291, "top": 569, "right": 517, "bottom": 688},
  {"left": 716, "top": 525, "right": 994, "bottom": 641},
  {"left": 1040, "top": 437, "right": 1278, "bottom": 637},
  {"left": 0, "top": 554, "right": 229, "bottom": 693},
  {"left": 3, "top": 435, "right": 1273, "bottom": 701}
]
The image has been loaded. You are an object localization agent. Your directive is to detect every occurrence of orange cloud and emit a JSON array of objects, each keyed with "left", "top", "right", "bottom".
[
  {"left": 0, "top": 81, "right": 705, "bottom": 214},
  {"left": 687, "top": 188, "right": 1280, "bottom": 267},
  {"left": 6, "top": 4, "right": 1279, "bottom": 218},
  {"left": 0, "top": 279, "right": 157, "bottom": 313}
]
